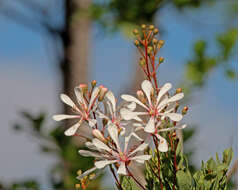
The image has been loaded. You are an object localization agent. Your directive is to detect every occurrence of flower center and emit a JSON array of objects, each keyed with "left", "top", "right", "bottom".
[{"left": 119, "top": 152, "right": 128, "bottom": 162}]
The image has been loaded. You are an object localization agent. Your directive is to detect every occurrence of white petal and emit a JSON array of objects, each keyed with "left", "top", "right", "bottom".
[
  {"left": 167, "top": 93, "right": 184, "bottom": 103},
  {"left": 156, "top": 134, "right": 168, "bottom": 152},
  {"left": 158, "top": 124, "right": 187, "bottom": 132},
  {"left": 88, "top": 87, "right": 100, "bottom": 109},
  {"left": 126, "top": 102, "right": 136, "bottom": 111},
  {"left": 157, "top": 96, "right": 169, "bottom": 111},
  {"left": 156, "top": 83, "right": 172, "bottom": 105},
  {"left": 52, "top": 114, "right": 79, "bottom": 121},
  {"left": 108, "top": 124, "right": 120, "bottom": 150},
  {"left": 74, "top": 87, "right": 87, "bottom": 107},
  {"left": 141, "top": 80, "right": 153, "bottom": 106},
  {"left": 95, "top": 160, "right": 117, "bottom": 169},
  {"left": 144, "top": 117, "right": 156, "bottom": 133},
  {"left": 106, "top": 91, "right": 116, "bottom": 113},
  {"left": 131, "top": 155, "right": 152, "bottom": 163},
  {"left": 79, "top": 150, "right": 102, "bottom": 158},
  {"left": 117, "top": 162, "right": 127, "bottom": 175},
  {"left": 92, "top": 138, "right": 111, "bottom": 152},
  {"left": 85, "top": 142, "right": 98, "bottom": 150},
  {"left": 120, "top": 108, "right": 146, "bottom": 121},
  {"left": 64, "top": 122, "right": 81, "bottom": 136},
  {"left": 60, "top": 94, "right": 77, "bottom": 108},
  {"left": 162, "top": 113, "right": 183, "bottom": 122},
  {"left": 88, "top": 119, "right": 97, "bottom": 127},
  {"left": 96, "top": 111, "right": 109, "bottom": 120},
  {"left": 128, "top": 143, "right": 149, "bottom": 157},
  {"left": 121, "top": 95, "right": 148, "bottom": 110},
  {"left": 77, "top": 167, "right": 97, "bottom": 180}
]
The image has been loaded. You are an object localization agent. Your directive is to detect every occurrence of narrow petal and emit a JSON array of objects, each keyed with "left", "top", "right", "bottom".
[
  {"left": 108, "top": 124, "right": 120, "bottom": 150},
  {"left": 64, "top": 122, "right": 81, "bottom": 136},
  {"left": 144, "top": 117, "right": 155, "bottom": 133},
  {"left": 117, "top": 162, "right": 127, "bottom": 175},
  {"left": 85, "top": 142, "right": 99, "bottom": 151},
  {"left": 128, "top": 143, "right": 149, "bottom": 157},
  {"left": 74, "top": 87, "right": 87, "bottom": 107},
  {"left": 156, "top": 134, "right": 168, "bottom": 152},
  {"left": 95, "top": 160, "right": 117, "bottom": 169},
  {"left": 131, "top": 155, "right": 152, "bottom": 163},
  {"left": 121, "top": 95, "right": 148, "bottom": 110},
  {"left": 158, "top": 124, "right": 187, "bottom": 132},
  {"left": 106, "top": 91, "right": 116, "bottom": 113},
  {"left": 79, "top": 150, "right": 102, "bottom": 158},
  {"left": 167, "top": 93, "right": 184, "bottom": 103},
  {"left": 96, "top": 111, "right": 109, "bottom": 120},
  {"left": 156, "top": 83, "right": 172, "bottom": 106},
  {"left": 88, "top": 119, "right": 97, "bottom": 127},
  {"left": 88, "top": 87, "right": 99, "bottom": 109},
  {"left": 77, "top": 167, "right": 97, "bottom": 180},
  {"left": 120, "top": 108, "right": 147, "bottom": 121},
  {"left": 52, "top": 114, "right": 79, "bottom": 121},
  {"left": 141, "top": 80, "right": 153, "bottom": 106},
  {"left": 162, "top": 113, "right": 183, "bottom": 122},
  {"left": 60, "top": 94, "right": 77, "bottom": 109},
  {"left": 92, "top": 138, "right": 111, "bottom": 152},
  {"left": 126, "top": 102, "right": 136, "bottom": 111}
]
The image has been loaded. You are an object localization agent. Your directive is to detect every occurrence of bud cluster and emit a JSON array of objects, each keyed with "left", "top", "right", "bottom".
[{"left": 132, "top": 24, "right": 166, "bottom": 92}]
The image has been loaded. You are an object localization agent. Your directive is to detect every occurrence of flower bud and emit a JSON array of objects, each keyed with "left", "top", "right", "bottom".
[
  {"left": 98, "top": 85, "right": 108, "bottom": 101},
  {"left": 89, "top": 173, "right": 96, "bottom": 180},
  {"left": 139, "top": 58, "right": 146, "bottom": 67},
  {"left": 172, "top": 132, "right": 176, "bottom": 138},
  {"left": 92, "top": 129, "right": 107, "bottom": 143},
  {"left": 79, "top": 84, "right": 88, "bottom": 94},
  {"left": 153, "top": 28, "right": 159, "bottom": 35},
  {"left": 141, "top": 24, "right": 146, "bottom": 30},
  {"left": 137, "top": 90, "right": 146, "bottom": 104},
  {"left": 182, "top": 106, "right": 189, "bottom": 115},
  {"left": 176, "top": 88, "right": 182, "bottom": 94},
  {"left": 75, "top": 184, "right": 81, "bottom": 189},
  {"left": 149, "top": 25, "right": 154, "bottom": 30},
  {"left": 134, "top": 39, "right": 140, "bottom": 46},
  {"left": 91, "top": 80, "right": 97, "bottom": 88},
  {"left": 77, "top": 170, "right": 82, "bottom": 176},
  {"left": 133, "top": 29, "right": 139, "bottom": 35},
  {"left": 158, "top": 40, "right": 165, "bottom": 46},
  {"left": 147, "top": 46, "right": 153, "bottom": 54},
  {"left": 152, "top": 38, "right": 158, "bottom": 45},
  {"left": 159, "top": 57, "right": 164, "bottom": 63}
]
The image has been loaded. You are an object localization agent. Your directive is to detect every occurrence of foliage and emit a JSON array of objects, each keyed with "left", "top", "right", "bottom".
[{"left": 0, "top": 180, "right": 39, "bottom": 190}]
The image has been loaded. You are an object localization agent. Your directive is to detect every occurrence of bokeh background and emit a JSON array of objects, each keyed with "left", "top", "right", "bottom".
[{"left": 0, "top": 0, "right": 238, "bottom": 189}]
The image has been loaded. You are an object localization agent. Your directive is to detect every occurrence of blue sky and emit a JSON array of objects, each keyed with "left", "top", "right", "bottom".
[{"left": 0, "top": 1, "right": 237, "bottom": 189}]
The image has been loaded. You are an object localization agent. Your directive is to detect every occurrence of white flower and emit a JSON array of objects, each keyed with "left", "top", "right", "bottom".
[
  {"left": 120, "top": 80, "right": 184, "bottom": 134},
  {"left": 78, "top": 125, "right": 151, "bottom": 176},
  {"left": 52, "top": 86, "right": 100, "bottom": 136},
  {"left": 97, "top": 91, "right": 136, "bottom": 135}
]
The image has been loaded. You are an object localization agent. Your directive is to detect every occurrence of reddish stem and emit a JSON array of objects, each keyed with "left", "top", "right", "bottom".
[
  {"left": 145, "top": 41, "right": 151, "bottom": 81},
  {"left": 126, "top": 166, "right": 146, "bottom": 190},
  {"left": 110, "top": 165, "right": 123, "bottom": 190},
  {"left": 153, "top": 136, "right": 164, "bottom": 190}
]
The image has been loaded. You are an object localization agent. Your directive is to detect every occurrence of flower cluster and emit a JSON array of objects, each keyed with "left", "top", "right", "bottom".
[
  {"left": 53, "top": 79, "right": 187, "bottom": 180},
  {"left": 53, "top": 25, "right": 188, "bottom": 189}
]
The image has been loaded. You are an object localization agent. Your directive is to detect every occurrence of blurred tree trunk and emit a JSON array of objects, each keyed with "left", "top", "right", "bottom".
[{"left": 61, "top": 0, "right": 91, "bottom": 114}]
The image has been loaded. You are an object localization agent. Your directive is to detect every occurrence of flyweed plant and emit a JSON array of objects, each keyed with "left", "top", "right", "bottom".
[{"left": 53, "top": 25, "right": 233, "bottom": 190}]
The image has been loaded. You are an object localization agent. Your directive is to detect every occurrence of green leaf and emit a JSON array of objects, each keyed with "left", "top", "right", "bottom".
[{"left": 176, "top": 170, "right": 193, "bottom": 190}]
